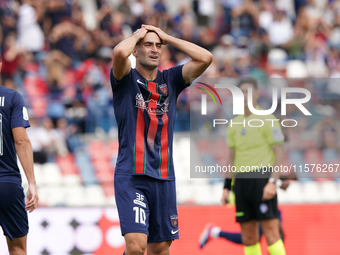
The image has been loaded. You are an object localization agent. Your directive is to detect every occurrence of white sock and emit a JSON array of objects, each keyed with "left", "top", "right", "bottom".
[{"left": 210, "top": 227, "right": 221, "bottom": 238}]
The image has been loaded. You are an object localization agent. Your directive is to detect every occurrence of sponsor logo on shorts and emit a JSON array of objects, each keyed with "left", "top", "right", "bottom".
[
  {"left": 260, "top": 203, "right": 268, "bottom": 214},
  {"left": 134, "top": 193, "right": 146, "bottom": 208},
  {"left": 235, "top": 211, "right": 244, "bottom": 217},
  {"left": 171, "top": 229, "right": 179, "bottom": 234},
  {"left": 170, "top": 215, "right": 178, "bottom": 228}
]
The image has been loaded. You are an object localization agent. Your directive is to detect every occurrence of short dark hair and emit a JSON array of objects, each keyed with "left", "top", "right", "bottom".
[{"left": 237, "top": 77, "right": 258, "bottom": 89}]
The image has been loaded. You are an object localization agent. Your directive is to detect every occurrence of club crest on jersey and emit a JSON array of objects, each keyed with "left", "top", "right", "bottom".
[
  {"left": 159, "top": 83, "right": 168, "bottom": 95},
  {"left": 170, "top": 215, "right": 178, "bottom": 228},
  {"left": 135, "top": 93, "right": 169, "bottom": 115}
]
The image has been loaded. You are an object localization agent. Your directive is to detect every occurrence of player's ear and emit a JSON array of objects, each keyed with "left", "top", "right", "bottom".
[{"left": 132, "top": 47, "right": 138, "bottom": 58}]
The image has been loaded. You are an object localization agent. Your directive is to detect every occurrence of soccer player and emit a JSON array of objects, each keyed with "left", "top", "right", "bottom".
[
  {"left": 0, "top": 59, "right": 39, "bottom": 255},
  {"left": 206, "top": 78, "right": 286, "bottom": 255},
  {"left": 110, "top": 25, "right": 212, "bottom": 255}
]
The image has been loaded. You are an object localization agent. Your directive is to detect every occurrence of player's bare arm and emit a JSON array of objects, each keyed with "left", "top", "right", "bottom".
[
  {"left": 262, "top": 144, "right": 284, "bottom": 201},
  {"left": 142, "top": 24, "right": 213, "bottom": 84},
  {"left": 112, "top": 27, "right": 148, "bottom": 81},
  {"left": 12, "top": 127, "right": 39, "bottom": 213},
  {"left": 222, "top": 149, "right": 236, "bottom": 205}
]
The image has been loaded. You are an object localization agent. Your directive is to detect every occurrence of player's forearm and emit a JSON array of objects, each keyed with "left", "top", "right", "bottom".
[
  {"left": 112, "top": 33, "right": 143, "bottom": 60},
  {"left": 15, "top": 138, "right": 36, "bottom": 185},
  {"left": 166, "top": 35, "right": 213, "bottom": 65}
]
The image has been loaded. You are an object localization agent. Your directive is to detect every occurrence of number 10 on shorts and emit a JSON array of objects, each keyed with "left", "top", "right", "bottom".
[{"left": 133, "top": 207, "right": 146, "bottom": 225}]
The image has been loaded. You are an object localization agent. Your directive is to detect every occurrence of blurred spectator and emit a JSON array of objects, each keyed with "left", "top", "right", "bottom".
[
  {"left": 1, "top": 8, "right": 17, "bottom": 39},
  {"left": 17, "top": 0, "right": 45, "bottom": 53},
  {"left": 1, "top": 32, "right": 24, "bottom": 80},
  {"left": 193, "top": 0, "right": 214, "bottom": 27},
  {"left": 154, "top": 0, "right": 167, "bottom": 14},
  {"left": 117, "top": 0, "right": 132, "bottom": 17},
  {"left": 230, "top": 0, "right": 258, "bottom": 39},
  {"left": 26, "top": 117, "right": 48, "bottom": 164},
  {"left": 267, "top": 9, "right": 293, "bottom": 47}
]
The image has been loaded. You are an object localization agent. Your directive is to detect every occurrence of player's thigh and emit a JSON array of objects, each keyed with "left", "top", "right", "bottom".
[
  {"left": 124, "top": 232, "right": 148, "bottom": 254},
  {"left": 147, "top": 240, "right": 172, "bottom": 255},
  {"left": 233, "top": 178, "right": 256, "bottom": 222},
  {"left": 114, "top": 175, "right": 150, "bottom": 236},
  {"left": 252, "top": 177, "right": 279, "bottom": 221},
  {"left": 147, "top": 179, "right": 178, "bottom": 243},
  {"left": 240, "top": 220, "right": 259, "bottom": 246},
  {"left": 6, "top": 235, "right": 27, "bottom": 255},
  {"left": 260, "top": 218, "right": 281, "bottom": 245}
]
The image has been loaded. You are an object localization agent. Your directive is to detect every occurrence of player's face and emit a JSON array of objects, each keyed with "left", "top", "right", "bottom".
[
  {"left": 239, "top": 83, "right": 258, "bottom": 109},
  {"left": 134, "top": 32, "right": 162, "bottom": 69}
]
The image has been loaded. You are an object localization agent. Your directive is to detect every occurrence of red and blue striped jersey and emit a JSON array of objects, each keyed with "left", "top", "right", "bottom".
[{"left": 110, "top": 65, "right": 187, "bottom": 180}]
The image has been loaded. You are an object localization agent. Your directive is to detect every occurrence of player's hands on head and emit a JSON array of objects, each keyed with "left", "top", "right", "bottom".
[
  {"left": 221, "top": 188, "right": 230, "bottom": 205},
  {"left": 134, "top": 27, "right": 148, "bottom": 41},
  {"left": 25, "top": 184, "right": 39, "bottom": 213},
  {"left": 262, "top": 182, "right": 276, "bottom": 201},
  {"left": 141, "top": 24, "right": 169, "bottom": 45}
]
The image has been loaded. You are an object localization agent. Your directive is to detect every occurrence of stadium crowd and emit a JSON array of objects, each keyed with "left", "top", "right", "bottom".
[{"left": 0, "top": 0, "right": 339, "bottom": 180}]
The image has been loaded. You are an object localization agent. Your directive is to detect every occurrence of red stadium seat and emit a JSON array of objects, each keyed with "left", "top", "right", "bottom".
[{"left": 55, "top": 153, "right": 79, "bottom": 176}]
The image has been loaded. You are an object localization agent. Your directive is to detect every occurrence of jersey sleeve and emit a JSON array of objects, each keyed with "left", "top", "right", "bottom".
[
  {"left": 264, "top": 117, "right": 284, "bottom": 147},
  {"left": 226, "top": 122, "right": 235, "bottom": 150},
  {"left": 167, "top": 65, "right": 187, "bottom": 97},
  {"left": 11, "top": 92, "right": 30, "bottom": 129},
  {"left": 110, "top": 68, "right": 132, "bottom": 92}
]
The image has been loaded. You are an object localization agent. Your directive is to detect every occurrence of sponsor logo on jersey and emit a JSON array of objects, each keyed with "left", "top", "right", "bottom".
[
  {"left": 0, "top": 97, "right": 5, "bottom": 107},
  {"left": 23, "top": 107, "right": 29, "bottom": 120},
  {"left": 135, "top": 93, "right": 169, "bottom": 115},
  {"left": 272, "top": 128, "right": 284, "bottom": 142},
  {"left": 137, "top": 79, "right": 145, "bottom": 86},
  {"left": 241, "top": 128, "right": 246, "bottom": 135}
]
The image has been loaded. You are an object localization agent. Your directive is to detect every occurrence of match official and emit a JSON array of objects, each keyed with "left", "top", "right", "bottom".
[{"left": 222, "top": 78, "right": 286, "bottom": 255}]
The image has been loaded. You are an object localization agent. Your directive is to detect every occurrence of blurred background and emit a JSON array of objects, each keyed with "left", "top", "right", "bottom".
[{"left": 0, "top": 0, "right": 340, "bottom": 254}]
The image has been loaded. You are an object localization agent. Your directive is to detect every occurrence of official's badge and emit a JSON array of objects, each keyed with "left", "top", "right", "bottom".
[{"left": 259, "top": 203, "right": 268, "bottom": 214}]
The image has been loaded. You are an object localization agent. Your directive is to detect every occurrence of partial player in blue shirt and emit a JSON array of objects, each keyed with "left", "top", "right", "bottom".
[{"left": 0, "top": 59, "right": 39, "bottom": 255}]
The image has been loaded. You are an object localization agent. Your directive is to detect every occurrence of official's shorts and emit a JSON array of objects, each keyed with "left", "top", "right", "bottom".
[
  {"left": 233, "top": 172, "right": 278, "bottom": 223},
  {"left": 114, "top": 175, "right": 179, "bottom": 242},
  {"left": 0, "top": 183, "right": 28, "bottom": 240}
]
